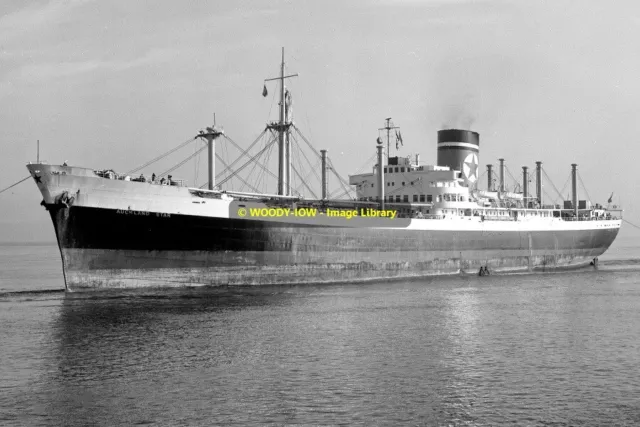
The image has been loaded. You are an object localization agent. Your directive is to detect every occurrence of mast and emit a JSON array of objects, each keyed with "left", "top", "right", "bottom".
[
  {"left": 320, "top": 149, "right": 328, "bottom": 200},
  {"left": 265, "top": 47, "right": 298, "bottom": 195},
  {"left": 535, "top": 161, "right": 542, "bottom": 208},
  {"left": 378, "top": 118, "right": 400, "bottom": 162},
  {"left": 196, "top": 114, "right": 224, "bottom": 190},
  {"left": 571, "top": 163, "right": 578, "bottom": 217},
  {"left": 279, "top": 48, "right": 286, "bottom": 195},
  {"left": 522, "top": 166, "right": 528, "bottom": 208},
  {"left": 377, "top": 138, "right": 385, "bottom": 209}
]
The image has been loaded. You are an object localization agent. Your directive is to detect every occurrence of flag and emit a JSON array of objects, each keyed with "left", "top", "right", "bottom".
[
  {"left": 396, "top": 140, "right": 399, "bottom": 150},
  {"left": 608, "top": 192, "right": 614, "bottom": 203},
  {"left": 262, "top": 84, "right": 268, "bottom": 97},
  {"left": 396, "top": 130, "right": 403, "bottom": 146}
]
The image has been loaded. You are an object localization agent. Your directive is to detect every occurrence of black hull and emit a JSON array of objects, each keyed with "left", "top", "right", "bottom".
[{"left": 47, "top": 205, "right": 619, "bottom": 290}]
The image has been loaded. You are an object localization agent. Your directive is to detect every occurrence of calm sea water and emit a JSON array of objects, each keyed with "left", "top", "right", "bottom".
[{"left": 1, "top": 235, "right": 640, "bottom": 426}]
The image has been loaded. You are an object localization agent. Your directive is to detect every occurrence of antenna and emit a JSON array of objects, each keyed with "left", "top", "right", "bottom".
[{"left": 37, "top": 140, "right": 40, "bottom": 163}]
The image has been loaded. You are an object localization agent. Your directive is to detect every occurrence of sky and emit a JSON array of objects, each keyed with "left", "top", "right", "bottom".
[{"left": 1, "top": 0, "right": 640, "bottom": 242}]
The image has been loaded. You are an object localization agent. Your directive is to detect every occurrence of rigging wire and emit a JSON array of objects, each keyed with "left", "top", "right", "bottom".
[
  {"left": 504, "top": 166, "right": 521, "bottom": 192},
  {"left": 0, "top": 176, "right": 31, "bottom": 195},
  {"left": 193, "top": 142, "right": 201, "bottom": 187},
  {"left": 294, "top": 158, "right": 320, "bottom": 194},
  {"left": 258, "top": 133, "right": 278, "bottom": 193},
  {"left": 289, "top": 132, "right": 322, "bottom": 183},
  {"left": 331, "top": 185, "right": 356, "bottom": 200},
  {"left": 577, "top": 172, "right": 593, "bottom": 203},
  {"left": 227, "top": 138, "right": 243, "bottom": 190},
  {"left": 290, "top": 139, "right": 314, "bottom": 198},
  {"left": 292, "top": 125, "right": 322, "bottom": 162},
  {"left": 215, "top": 131, "right": 268, "bottom": 179},
  {"left": 542, "top": 188, "right": 559, "bottom": 206},
  {"left": 327, "top": 156, "right": 353, "bottom": 189},
  {"left": 217, "top": 138, "right": 278, "bottom": 187},
  {"left": 293, "top": 74, "right": 370, "bottom": 196},
  {"left": 351, "top": 153, "right": 378, "bottom": 176},
  {"left": 330, "top": 189, "right": 350, "bottom": 200},
  {"left": 219, "top": 135, "right": 230, "bottom": 188},
  {"left": 237, "top": 137, "right": 266, "bottom": 192},
  {"left": 239, "top": 158, "right": 259, "bottom": 192},
  {"left": 291, "top": 162, "right": 317, "bottom": 198},
  {"left": 126, "top": 137, "right": 196, "bottom": 175},
  {"left": 558, "top": 174, "right": 571, "bottom": 200},
  {"left": 204, "top": 131, "right": 277, "bottom": 190},
  {"left": 291, "top": 125, "right": 355, "bottom": 198},
  {"left": 257, "top": 139, "right": 276, "bottom": 194},
  {"left": 623, "top": 218, "right": 640, "bottom": 231},
  {"left": 288, "top": 136, "right": 300, "bottom": 196},
  {"left": 221, "top": 131, "right": 278, "bottom": 182},
  {"left": 261, "top": 131, "right": 282, "bottom": 182},
  {"left": 291, "top": 79, "right": 317, "bottom": 154},
  {"left": 159, "top": 144, "right": 208, "bottom": 178},
  {"left": 266, "top": 78, "right": 278, "bottom": 121},
  {"left": 327, "top": 158, "right": 354, "bottom": 199},
  {"left": 474, "top": 168, "right": 488, "bottom": 191},
  {"left": 328, "top": 187, "right": 343, "bottom": 199},
  {"left": 542, "top": 168, "right": 568, "bottom": 202},
  {"left": 215, "top": 153, "right": 260, "bottom": 193},
  {"left": 331, "top": 160, "right": 393, "bottom": 199}
]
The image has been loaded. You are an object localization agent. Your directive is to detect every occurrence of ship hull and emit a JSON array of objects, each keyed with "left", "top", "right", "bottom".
[{"left": 48, "top": 204, "right": 620, "bottom": 290}]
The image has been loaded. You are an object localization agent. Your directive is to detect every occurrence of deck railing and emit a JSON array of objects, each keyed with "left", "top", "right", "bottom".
[{"left": 561, "top": 216, "right": 619, "bottom": 221}]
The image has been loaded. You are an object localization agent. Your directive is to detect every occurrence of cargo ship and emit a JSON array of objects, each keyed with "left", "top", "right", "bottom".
[{"left": 26, "top": 50, "right": 621, "bottom": 290}]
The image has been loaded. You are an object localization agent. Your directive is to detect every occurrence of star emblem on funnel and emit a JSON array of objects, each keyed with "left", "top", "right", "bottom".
[{"left": 463, "top": 153, "right": 478, "bottom": 183}]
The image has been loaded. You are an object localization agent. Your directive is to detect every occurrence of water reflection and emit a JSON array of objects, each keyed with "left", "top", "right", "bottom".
[
  {"left": 17, "top": 273, "right": 640, "bottom": 426},
  {"left": 44, "top": 287, "right": 297, "bottom": 426},
  {"left": 438, "top": 281, "right": 483, "bottom": 423}
]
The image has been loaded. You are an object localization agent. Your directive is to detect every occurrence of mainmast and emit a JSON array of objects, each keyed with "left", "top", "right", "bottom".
[
  {"left": 378, "top": 118, "right": 400, "bottom": 162},
  {"left": 265, "top": 47, "right": 298, "bottom": 195}
]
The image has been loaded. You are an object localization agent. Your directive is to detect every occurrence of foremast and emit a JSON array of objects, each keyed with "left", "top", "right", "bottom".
[{"left": 196, "top": 116, "right": 224, "bottom": 190}]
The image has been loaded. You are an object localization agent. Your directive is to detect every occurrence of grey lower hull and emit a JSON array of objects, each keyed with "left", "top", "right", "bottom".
[{"left": 61, "top": 248, "right": 605, "bottom": 290}]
